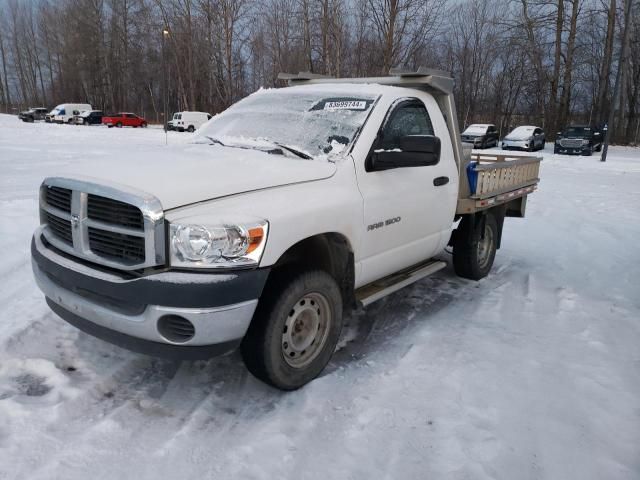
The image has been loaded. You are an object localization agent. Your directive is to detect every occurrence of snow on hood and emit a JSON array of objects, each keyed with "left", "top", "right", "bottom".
[
  {"left": 462, "top": 125, "right": 490, "bottom": 136},
  {"left": 505, "top": 126, "right": 535, "bottom": 140},
  {"left": 59, "top": 143, "right": 336, "bottom": 210}
]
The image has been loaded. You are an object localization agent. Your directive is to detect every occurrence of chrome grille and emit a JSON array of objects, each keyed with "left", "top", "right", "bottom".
[
  {"left": 88, "top": 194, "right": 144, "bottom": 230},
  {"left": 44, "top": 212, "right": 72, "bottom": 245},
  {"left": 88, "top": 227, "right": 145, "bottom": 264},
  {"left": 39, "top": 178, "right": 165, "bottom": 271},
  {"left": 45, "top": 186, "right": 72, "bottom": 212},
  {"left": 560, "top": 138, "right": 583, "bottom": 148}
]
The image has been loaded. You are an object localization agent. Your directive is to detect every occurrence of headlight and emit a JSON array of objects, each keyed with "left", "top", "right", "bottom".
[
  {"left": 169, "top": 220, "right": 268, "bottom": 268},
  {"left": 581, "top": 139, "right": 589, "bottom": 145}
]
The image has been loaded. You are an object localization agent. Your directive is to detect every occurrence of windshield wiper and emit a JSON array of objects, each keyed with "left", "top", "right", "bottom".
[
  {"left": 205, "top": 136, "right": 226, "bottom": 146},
  {"left": 269, "top": 142, "right": 312, "bottom": 160},
  {"left": 204, "top": 136, "right": 312, "bottom": 159}
]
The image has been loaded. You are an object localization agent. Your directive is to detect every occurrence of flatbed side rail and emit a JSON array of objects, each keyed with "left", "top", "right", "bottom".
[
  {"left": 472, "top": 155, "right": 541, "bottom": 200},
  {"left": 456, "top": 153, "right": 542, "bottom": 214}
]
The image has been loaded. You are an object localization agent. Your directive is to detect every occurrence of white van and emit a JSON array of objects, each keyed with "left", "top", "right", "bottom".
[
  {"left": 46, "top": 103, "right": 92, "bottom": 124},
  {"left": 168, "top": 111, "right": 212, "bottom": 132}
]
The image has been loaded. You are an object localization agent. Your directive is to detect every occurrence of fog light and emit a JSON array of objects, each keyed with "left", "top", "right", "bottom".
[{"left": 158, "top": 315, "right": 195, "bottom": 343}]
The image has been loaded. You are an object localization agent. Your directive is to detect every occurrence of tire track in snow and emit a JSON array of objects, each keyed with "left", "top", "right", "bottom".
[{"left": 20, "top": 356, "right": 180, "bottom": 480}]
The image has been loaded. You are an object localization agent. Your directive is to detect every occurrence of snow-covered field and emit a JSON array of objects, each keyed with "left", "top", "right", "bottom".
[{"left": 0, "top": 113, "right": 639, "bottom": 479}]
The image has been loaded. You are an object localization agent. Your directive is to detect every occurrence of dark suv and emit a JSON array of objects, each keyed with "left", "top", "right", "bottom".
[
  {"left": 554, "top": 126, "right": 603, "bottom": 156},
  {"left": 460, "top": 124, "right": 499, "bottom": 149},
  {"left": 74, "top": 110, "right": 104, "bottom": 125},
  {"left": 18, "top": 107, "right": 49, "bottom": 122}
]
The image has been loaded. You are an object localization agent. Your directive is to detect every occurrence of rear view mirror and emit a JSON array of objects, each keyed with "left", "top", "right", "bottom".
[{"left": 368, "top": 135, "right": 441, "bottom": 172}]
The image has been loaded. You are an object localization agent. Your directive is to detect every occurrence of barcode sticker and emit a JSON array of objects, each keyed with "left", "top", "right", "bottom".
[{"left": 324, "top": 101, "right": 367, "bottom": 110}]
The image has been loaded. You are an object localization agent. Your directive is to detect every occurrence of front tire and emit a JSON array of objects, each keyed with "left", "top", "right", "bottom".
[
  {"left": 453, "top": 212, "right": 498, "bottom": 280},
  {"left": 116, "top": 122, "right": 122, "bottom": 128},
  {"left": 241, "top": 270, "right": 343, "bottom": 390},
  {"left": 187, "top": 125, "right": 195, "bottom": 133},
  {"left": 141, "top": 122, "right": 147, "bottom": 128}
]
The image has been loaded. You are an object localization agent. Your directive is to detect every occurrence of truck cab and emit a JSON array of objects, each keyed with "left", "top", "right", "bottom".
[
  {"left": 554, "top": 125, "right": 603, "bottom": 155},
  {"left": 19, "top": 107, "right": 49, "bottom": 122},
  {"left": 102, "top": 112, "right": 148, "bottom": 128},
  {"left": 31, "top": 69, "right": 541, "bottom": 390}
]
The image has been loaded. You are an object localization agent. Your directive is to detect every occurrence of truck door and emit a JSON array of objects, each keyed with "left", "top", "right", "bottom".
[{"left": 354, "top": 96, "right": 458, "bottom": 286}]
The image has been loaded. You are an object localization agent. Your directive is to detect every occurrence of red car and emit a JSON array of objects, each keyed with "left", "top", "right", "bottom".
[{"left": 103, "top": 112, "right": 148, "bottom": 128}]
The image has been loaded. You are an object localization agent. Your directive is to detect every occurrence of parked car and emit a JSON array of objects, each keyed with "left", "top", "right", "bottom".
[
  {"left": 46, "top": 104, "right": 92, "bottom": 124},
  {"left": 168, "top": 111, "right": 212, "bottom": 132},
  {"left": 501, "top": 126, "right": 545, "bottom": 151},
  {"left": 74, "top": 110, "right": 103, "bottom": 125},
  {"left": 460, "top": 124, "right": 499, "bottom": 149},
  {"left": 18, "top": 107, "right": 49, "bottom": 122},
  {"left": 103, "top": 112, "right": 148, "bottom": 128},
  {"left": 554, "top": 125, "right": 603, "bottom": 155},
  {"left": 31, "top": 69, "right": 543, "bottom": 390}
]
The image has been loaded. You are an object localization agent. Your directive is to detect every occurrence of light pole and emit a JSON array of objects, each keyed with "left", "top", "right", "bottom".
[{"left": 162, "top": 28, "right": 169, "bottom": 144}]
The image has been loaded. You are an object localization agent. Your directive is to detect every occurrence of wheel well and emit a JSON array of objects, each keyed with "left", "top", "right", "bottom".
[
  {"left": 268, "top": 233, "right": 355, "bottom": 309},
  {"left": 449, "top": 206, "right": 507, "bottom": 249}
]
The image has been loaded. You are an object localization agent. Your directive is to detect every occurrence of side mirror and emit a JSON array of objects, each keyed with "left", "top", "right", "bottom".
[{"left": 368, "top": 135, "right": 441, "bottom": 172}]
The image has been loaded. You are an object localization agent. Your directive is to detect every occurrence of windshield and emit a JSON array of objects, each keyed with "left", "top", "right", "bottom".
[
  {"left": 506, "top": 126, "right": 535, "bottom": 140},
  {"left": 195, "top": 88, "right": 378, "bottom": 159},
  {"left": 563, "top": 127, "right": 591, "bottom": 138},
  {"left": 462, "top": 125, "right": 489, "bottom": 136}
]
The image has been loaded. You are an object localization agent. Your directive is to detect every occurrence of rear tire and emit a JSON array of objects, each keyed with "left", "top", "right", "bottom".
[
  {"left": 187, "top": 125, "right": 195, "bottom": 133},
  {"left": 241, "top": 270, "right": 343, "bottom": 390},
  {"left": 453, "top": 212, "right": 498, "bottom": 280},
  {"left": 116, "top": 122, "right": 122, "bottom": 128}
]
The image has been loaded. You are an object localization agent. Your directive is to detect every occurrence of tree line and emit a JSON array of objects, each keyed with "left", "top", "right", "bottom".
[{"left": 0, "top": 0, "right": 638, "bottom": 143}]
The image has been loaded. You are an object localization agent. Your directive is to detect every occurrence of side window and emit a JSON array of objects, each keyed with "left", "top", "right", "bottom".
[
  {"left": 488, "top": 126, "right": 496, "bottom": 133},
  {"left": 126, "top": 113, "right": 135, "bottom": 118},
  {"left": 379, "top": 100, "right": 434, "bottom": 150}
]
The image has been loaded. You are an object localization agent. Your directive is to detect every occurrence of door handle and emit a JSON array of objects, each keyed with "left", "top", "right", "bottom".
[{"left": 433, "top": 176, "right": 449, "bottom": 186}]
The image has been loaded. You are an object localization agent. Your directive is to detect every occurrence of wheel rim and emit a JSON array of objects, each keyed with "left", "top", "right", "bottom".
[
  {"left": 477, "top": 223, "right": 494, "bottom": 269},
  {"left": 281, "top": 292, "right": 332, "bottom": 368}
]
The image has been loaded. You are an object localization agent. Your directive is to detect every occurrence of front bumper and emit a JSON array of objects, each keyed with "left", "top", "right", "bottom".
[
  {"left": 554, "top": 144, "right": 590, "bottom": 155},
  {"left": 31, "top": 232, "right": 270, "bottom": 359},
  {"left": 502, "top": 140, "right": 529, "bottom": 150}
]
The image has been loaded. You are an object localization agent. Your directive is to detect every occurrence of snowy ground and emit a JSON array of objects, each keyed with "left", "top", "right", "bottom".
[{"left": 0, "top": 114, "right": 638, "bottom": 479}]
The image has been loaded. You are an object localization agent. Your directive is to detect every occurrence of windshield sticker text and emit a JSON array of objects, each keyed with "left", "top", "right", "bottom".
[{"left": 324, "top": 101, "right": 367, "bottom": 111}]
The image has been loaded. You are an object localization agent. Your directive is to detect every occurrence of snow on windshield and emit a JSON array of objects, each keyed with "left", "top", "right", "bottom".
[
  {"left": 506, "top": 126, "right": 535, "bottom": 140},
  {"left": 195, "top": 88, "right": 378, "bottom": 160}
]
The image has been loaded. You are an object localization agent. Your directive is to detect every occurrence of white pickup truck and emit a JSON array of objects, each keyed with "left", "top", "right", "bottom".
[{"left": 31, "top": 68, "right": 541, "bottom": 390}]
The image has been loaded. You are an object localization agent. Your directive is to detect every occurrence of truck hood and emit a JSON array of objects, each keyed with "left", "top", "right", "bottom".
[{"left": 63, "top": 144, "right": 337, "bottom": 210}]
